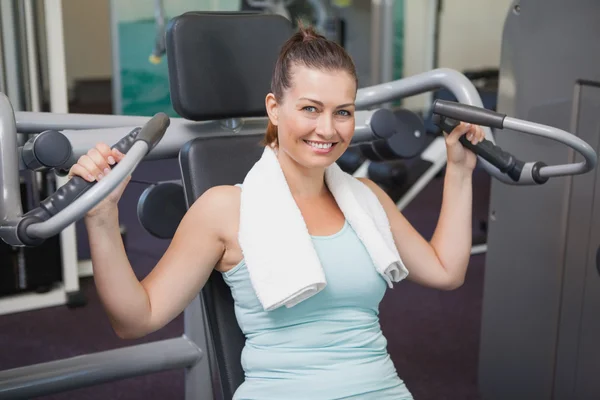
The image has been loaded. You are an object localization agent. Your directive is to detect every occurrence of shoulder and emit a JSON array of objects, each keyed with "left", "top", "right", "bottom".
[
  {"left": 354, "top": 177, "right": 398, "bottom": 214},
  {"left": 355, "top": 177, "right": 387, "bottom": 199},
  {"left": 185, "top": 185, "right": 241, "bottom": 235},
  {"left": 197, "top": 184, "right": 240, "bottom": 204},
  {"left": 188, "top": 184, "right": 240, "bottom": 211}
]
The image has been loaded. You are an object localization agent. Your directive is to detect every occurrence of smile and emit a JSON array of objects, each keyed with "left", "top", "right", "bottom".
[{"left": 304, "top": 140, "right": 337, "bottom": 150}]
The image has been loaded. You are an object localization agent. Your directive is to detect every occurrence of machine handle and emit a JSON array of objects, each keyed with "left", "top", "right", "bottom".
[
  {"left": 432, "top": 114, "right": 525, "bottom": 182},
  {"left": 17, "top": 113, "right": 170, "bottom": 246},
  {"left": 430, "top": 99, "right": 597, "bottom": 184},
  {"left": 432, "top": 99, "right": 507, "bottom": 129},
  {"left": 38, "top": 128, "right": 140, "bottom": 217},
  {"left": 135, "top": 112, "right": 170, "bottom": 148}
]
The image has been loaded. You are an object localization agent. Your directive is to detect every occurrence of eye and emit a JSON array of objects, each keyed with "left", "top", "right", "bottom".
[
  {"left": 302, "top": 106, "right": 318, "bottom": 113},
  {"left": 336, "top": 110, "right": 352, "bottom": 117}
]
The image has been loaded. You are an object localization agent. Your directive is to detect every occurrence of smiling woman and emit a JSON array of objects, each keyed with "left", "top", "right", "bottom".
[
  {"left": 269, "top": 64, "right": 357, "bottom": 165},
  {"left": 262, "top": 25, "right": 358, "bottom": 167}
]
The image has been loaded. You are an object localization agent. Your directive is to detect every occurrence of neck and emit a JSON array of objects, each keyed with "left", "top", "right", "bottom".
[{"left": 277, "top": 148, "right": 327, "bottom": 199}]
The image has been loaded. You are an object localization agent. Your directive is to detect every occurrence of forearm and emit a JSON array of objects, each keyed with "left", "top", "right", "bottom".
[
  {"left": 430, "top": 165, "right": 473, "bottom": 283},
  {"left": 85, "top": 208, "right": 151, "bottom": 338}
]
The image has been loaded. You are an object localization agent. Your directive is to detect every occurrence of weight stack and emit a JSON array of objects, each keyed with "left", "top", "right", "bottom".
[{"left": 0, "top": 174, "right": 62, "bottom": 297}]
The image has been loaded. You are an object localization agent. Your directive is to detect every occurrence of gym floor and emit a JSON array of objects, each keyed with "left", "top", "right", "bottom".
[{"left": 0, "top": 88, "right": 490, "bottom": 400}]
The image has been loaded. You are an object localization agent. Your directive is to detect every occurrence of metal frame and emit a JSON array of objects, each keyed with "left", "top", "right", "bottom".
[
  {"left": 478, "top": 2, "right": 600, "bottom": 398},
  {"left": 0, "top": 333, "right": 204, "bottom": 400},
  {"left": 0, "top": 0, "right": 89, "bottom": 316},
  {"left": 109, "top": 0, "right": 122, "bottom": 115},
  {"left": 354, "top": 69, "right": 487, "bottom": 253},
  {"left": 370, "top": 0, "right": 395, "bottom": 87}
]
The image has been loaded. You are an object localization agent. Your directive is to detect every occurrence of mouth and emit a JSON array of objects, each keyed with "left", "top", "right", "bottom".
[{"left": 303, "top": 140, "right": 338, "bottom": 154}]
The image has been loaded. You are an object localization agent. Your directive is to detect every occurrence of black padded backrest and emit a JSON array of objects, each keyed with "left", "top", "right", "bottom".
[
  {"left": 179, "top": 135, "right": 264, "bottom": 399},
  {"left": 166, "top": 12, "right": 293, "bottom": 121}
]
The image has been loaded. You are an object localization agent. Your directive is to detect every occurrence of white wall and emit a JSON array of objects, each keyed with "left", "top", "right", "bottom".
[
  {"left": 403, "top": 0, "right": 514, "bottom": 110},
  {"left": 62, "top": 0, "right": 112, "bottom": 87}
]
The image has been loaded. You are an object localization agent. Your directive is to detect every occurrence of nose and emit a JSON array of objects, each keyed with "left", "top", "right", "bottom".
[{"left": 315, "top": 114, "right": 336, "bottom": 139}]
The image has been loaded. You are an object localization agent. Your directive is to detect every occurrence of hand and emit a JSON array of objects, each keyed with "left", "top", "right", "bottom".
[
  {"left": 67, "top": 143, "right": 130, "bottom": 218},
  {"left": 444, "top": 122, "right": 486, "bottom": 172}
]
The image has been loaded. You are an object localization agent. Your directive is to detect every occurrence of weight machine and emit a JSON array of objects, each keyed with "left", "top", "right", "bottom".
[
  {"left": 0, "top": 9, "right": 596, "bottom": 400},
  {"left": 479, "top": 1, "right": 600, "bottom": 399}
]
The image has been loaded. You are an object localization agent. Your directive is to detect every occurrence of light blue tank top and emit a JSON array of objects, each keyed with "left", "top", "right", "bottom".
[{"left": 222, "top": 220, "right": 413, "bottom": 400}]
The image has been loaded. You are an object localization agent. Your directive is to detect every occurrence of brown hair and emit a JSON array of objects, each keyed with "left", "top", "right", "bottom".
[{"left": 264, "top": 23, "right": 358, "bottom": 147}]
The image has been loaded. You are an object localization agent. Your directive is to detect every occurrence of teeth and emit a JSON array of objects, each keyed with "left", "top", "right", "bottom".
[{"left": 306, "top": 141, "right": 333, "bottom": 149}]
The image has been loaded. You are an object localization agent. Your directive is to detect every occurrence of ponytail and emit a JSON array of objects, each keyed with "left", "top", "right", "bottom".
[{"left": 263, "top": 120, "right": 278, "bottom": 147}]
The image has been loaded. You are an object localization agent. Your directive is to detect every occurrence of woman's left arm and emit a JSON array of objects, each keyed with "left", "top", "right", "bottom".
[{"left": 359, "top": 122, "right": 485, "bottom": 291}]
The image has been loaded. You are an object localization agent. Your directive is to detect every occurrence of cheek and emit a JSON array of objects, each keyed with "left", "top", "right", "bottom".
[
  {"left": 280, "top": 114, "right": 315, "bottom": 140},
  {"left": 336, "top": 119, "right": 355, "bottom": 142}
]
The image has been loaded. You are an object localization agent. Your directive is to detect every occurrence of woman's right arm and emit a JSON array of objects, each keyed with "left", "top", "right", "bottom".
[
  {"left": 85, "top": 187, "right": 231, "bottom": 338},
  {"left": 73, "top": 142, "right": 231, "bottom": 339},
  {"left": 86, "top": 187, "right": 228, "bottom": 339}
]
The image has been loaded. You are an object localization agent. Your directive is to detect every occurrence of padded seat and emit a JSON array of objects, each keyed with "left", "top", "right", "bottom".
[
  {"left": 168, "top": 10, "right": 293, "bottom": 399},
  {"left": 179, "top": 134, "right": 264, "bottom": 399}
]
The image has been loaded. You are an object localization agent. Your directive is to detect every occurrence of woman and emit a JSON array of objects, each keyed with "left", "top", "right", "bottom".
[{"left": 71, "top": 26, "right": 484, "bottom": 400}]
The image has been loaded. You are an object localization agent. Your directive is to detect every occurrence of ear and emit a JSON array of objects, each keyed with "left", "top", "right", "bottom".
[{"left": 265, "top": 93, "right": 278, "bottom": 126}]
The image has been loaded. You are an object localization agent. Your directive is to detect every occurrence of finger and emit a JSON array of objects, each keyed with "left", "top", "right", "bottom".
[
  {"left": 68, "top": 163, "right": 96, "bottom": 182},
  {"left": 87, "top": 148, "right": 111, "bottom": 177},
  {"left": 468, "top": 125, "right": 478, "bottom": 144},
  {"left": 78, "top": 154, "right": 104, "bottom": 180},
  {"left": 95, "top": 142, "right": 116, "bottom": 166},
  {"left": 471, "top": 126, "right": 485, "bottom": 145},
  {"left": 112, "top": 148, "right": 126, "bottom": 162},
  {"left": 446, "top": 122, "right": 471, "bottom": 145},
  {"left": 478, "top": 126, "right": 486, "bottom": 142}
]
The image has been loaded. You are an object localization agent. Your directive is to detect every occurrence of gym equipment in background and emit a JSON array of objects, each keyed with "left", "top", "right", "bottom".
[
  {"left": 0, "top": 173, "right": 62, "bottom": 298},
  {"left": 149, "top": 0, "right": 167, "bottom": 64},
  {"left": 342, "top": 67, "right": 500, "bottom": 255},
  {"left": 0, "top": 0, "right": 93, "bottom": 316},
  {"left": 478, "top": 1, "right": 600, "bottom": 399},
  {"left": 112, "top": 0, "right": 405, "bottom": 116}
]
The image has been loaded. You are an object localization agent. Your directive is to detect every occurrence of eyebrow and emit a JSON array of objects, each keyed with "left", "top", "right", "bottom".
[{"left": 299, "top": 97, "right": 355, "bottom": 109}]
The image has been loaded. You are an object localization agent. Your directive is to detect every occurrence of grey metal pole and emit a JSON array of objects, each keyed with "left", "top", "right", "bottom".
[
  {"left": 0, "top": 337, "right": 202, "bottom": 400},
  {"left": 185, "top": 296, "right": 215, "bottom": 400},
  {"left": 0, "top": 93, "right": 23, "bottom": 230},
  {"left": 0, "top": 0, "right": 24, "bottom": 111},
  {"left": 370, "top": 0, "right": 395, "bottom": 86},
  {"left": 109, "top": 0, "right": 123, "bottom": 114}
]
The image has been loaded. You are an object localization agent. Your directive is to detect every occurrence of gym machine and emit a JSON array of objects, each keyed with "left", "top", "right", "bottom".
[
  {"left": 479, "top": 1, "right": 600, "bottom": 399},
  {"left": 0, "top": 10, "right": 596, "bottom": 400}
]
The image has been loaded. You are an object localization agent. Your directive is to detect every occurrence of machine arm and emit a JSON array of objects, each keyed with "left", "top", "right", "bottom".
[{"left": 431, "top": 99, "right": 597, "bottom": 184}]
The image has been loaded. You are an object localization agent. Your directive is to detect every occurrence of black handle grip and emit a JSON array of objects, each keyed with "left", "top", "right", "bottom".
[
  {"left": 16, "top": 114, "right": 170, "bottom": 245},
  {"left": 36, "top": 113, "right": 170, "bottom": 219},
  {"left": 37, "top": 127, "right": 141, "bottom": 219},
  {"left": 135, "top": 112, "right": 170, "bottom": 149},
  {"left": 432, "top": 114, "right": 523, "bottom": 182},
  {"left": 432, "top": 99, "right": 507, "bottom": 129}
]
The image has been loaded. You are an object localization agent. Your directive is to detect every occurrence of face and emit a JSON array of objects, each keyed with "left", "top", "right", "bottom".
[{"left": 265, "top": 64, "right": 356, "bottom": 171}]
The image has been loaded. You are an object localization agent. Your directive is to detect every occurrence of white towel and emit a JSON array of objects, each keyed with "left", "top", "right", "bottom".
[{"left": 238, "top": 146, "right": 409, "bottom": 311}]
